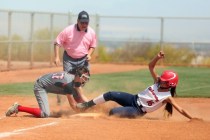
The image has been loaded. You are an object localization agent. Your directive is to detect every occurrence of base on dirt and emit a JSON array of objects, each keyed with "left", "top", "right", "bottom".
[{"left": 70, "top": 113, "right": 102, "bottom": 118}]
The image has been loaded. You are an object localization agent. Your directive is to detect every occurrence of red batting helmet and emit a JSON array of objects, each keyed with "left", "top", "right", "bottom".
[{"left": 160, "top": 70, "right": 178, "bottom": 88}]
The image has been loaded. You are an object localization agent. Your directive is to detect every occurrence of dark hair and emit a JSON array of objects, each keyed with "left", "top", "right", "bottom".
[
  {"left": 164, "top": 87, "right": 176, "bottom": 118},
  {"left": 75, "top": 66, "right": 90, "bottom": 77},
  {"left": 68, "top": 66, "right": 90, "bottom": 76}
]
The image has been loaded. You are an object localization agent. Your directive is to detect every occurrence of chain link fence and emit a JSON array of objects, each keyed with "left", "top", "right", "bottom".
[{"left": 0, "top": 9, "right": 210, "bottom": 71}]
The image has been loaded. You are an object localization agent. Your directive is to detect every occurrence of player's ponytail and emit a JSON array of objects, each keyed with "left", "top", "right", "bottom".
[{"left": 164, "top": 87, "right": 176, "bottom": 118}]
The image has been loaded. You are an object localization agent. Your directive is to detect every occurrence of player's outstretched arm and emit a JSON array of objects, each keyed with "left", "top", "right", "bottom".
[{"left": 166, "top": 97, "right": 202, "bottom": 120}]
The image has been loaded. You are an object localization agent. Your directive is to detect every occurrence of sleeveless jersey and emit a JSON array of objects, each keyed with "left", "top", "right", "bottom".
[
  {"left": 137, "top": 84, "right": 171, "bottom": 113},
  {"left": 34, "top": 71, "right": 75, "bottom": 95}
]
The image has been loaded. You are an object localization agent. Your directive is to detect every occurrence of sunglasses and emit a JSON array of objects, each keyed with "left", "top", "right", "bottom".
[{"left": 80, "top": 22, "right": 89, "bottom": 25}]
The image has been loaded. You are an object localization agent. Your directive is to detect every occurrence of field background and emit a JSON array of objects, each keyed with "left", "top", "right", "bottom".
[{"left": 0, "top": 64, "right": 210, "bottom": 140}]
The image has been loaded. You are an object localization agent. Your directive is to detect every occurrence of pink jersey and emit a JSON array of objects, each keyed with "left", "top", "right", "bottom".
[
  {"left": 137, "top": 84, "right": 171, "bottom": 113},
  {"left": 55, "top": 24, "right": 97, "bottom": 59}
]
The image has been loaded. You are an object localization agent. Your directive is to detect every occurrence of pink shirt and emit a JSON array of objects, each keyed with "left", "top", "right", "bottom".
[{"left": 55, "top": 24, "right": 97, "bottom": 59}]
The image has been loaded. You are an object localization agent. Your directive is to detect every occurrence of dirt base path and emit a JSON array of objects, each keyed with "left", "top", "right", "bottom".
[
  {"left": 0, "top": 64, "right": 210, "bottom": 140},
  {"left": 0, "top": 63, "right": 147, "bottom": 84}
]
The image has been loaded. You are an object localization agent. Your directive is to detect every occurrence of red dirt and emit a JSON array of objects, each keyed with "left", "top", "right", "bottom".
[{"left": 0, "top": 63, "right": 210, "bottom": 140}]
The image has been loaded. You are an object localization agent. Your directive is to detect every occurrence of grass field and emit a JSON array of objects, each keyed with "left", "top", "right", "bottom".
[
  {"left": 1, "top": 65, "right": 210, "bottom": 140},
  {"left": 0, "top": 66, "right": 210, "bottom": 97}
]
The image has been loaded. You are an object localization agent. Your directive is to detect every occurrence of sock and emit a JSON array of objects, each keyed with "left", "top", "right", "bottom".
[
  {"left": 92, "top": 94, "right": 106, "bottom": 105},
  {"left": 18, "top": 105, "right": 41, "bottom": 118}
]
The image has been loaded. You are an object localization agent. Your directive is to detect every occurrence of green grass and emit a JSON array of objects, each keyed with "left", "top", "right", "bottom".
[
  {"left": 171, "top": 66, "right": 210, "bottom": 97},
  {"left": 0, "top": 66, "right": 210, "bottom": 97},
  {"left": 85, "top": 66, "right": 210, "bottom": 97},
  {"left": 0, "top": 82, "right": 34, "bottom": 95}
]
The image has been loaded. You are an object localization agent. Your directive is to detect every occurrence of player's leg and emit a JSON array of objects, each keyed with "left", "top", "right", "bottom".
[
  {"left": 77, "top": 58, "right": 90, "bottom": 71},
  {"left": 5, "top": 92, "right": 43, "bottom": 118},
  {"left": 5, "top": 82, "right": 50, "bottom": 117},
  {"left": 11, "top": 89, "right": 50, "bottom": 118},
  {"left": 56, "top": 94, "right": 62, "bottom": 105},
  {"left": 5, "top": 102, "right": 41, "bottom": 117},
  {"left": 109, "top": 106, "right": 140, "bottom": 118},
  {"left": 34, "top": 89, "right": 50, "bottom": 117},
  {"left": 77, "top": 91, "right": 135, "bottom": 109},
  {"left": 63, "top": 51, "right": 76, "bottom": 73},
  {"left": 103, "top": 91, "right": 135, "bottom": 106}
]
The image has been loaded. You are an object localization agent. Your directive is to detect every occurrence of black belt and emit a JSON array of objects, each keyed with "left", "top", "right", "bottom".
[
  {"left": 65, "top": 51, "right": 87, "bottom": 61},
  {"left": 136, "top": 98, "right": 146, "bottom": 113}
]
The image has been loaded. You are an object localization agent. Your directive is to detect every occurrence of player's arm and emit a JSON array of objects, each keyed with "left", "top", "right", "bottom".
[
  {"left": 148, "top": 51, "right": 164, "bottom": 83},
  {"left": 54, "top": 81, "right": 80, "bottom": 111},
  {"left": 87, "top": 47, "right": 95, "bottom": 61},
  {"left": 54, "top": 43, "right": 60, "bottom": 66},
  {"left": 54, "top": 27, "right": 68, "bottom": 66},
  {"left": 75, "top": 87, "right": 88, "bottom": 102},
  {"left": 66, "top": 94, "right": 79, "bottom": 112},
  {"left": 165, "top": 97, "right": 199, "bottom": 120}
]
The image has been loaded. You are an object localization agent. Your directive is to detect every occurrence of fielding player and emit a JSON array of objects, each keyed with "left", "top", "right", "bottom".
[{"left": 5, "top": 66, "right": 90, "bottom": 118}]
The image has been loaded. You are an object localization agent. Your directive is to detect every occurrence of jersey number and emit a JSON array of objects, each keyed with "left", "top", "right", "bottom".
[
  {"left": 52, "top": 73, "right": 64, "bottom": 79},
  {"left": 147, "top": 87, "right": 159, "bottom": 106}
]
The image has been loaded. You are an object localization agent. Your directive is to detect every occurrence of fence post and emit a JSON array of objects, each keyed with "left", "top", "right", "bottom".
[
  {"left": 160, "top": 17, "right": 164, "bottom": 51},
  {"left": 192, "top": 41, "right": 198, "bottom": 66},
  {"left": 50, "top": 13, "right": 54, "bottom": 67},
  {"left": 160, "top": 17, "right": 164, "bottom": 65},
  {"left": 95, "top": 14, "right": 100, "bottom": 60},
  {"left": 7, "top": 11, "right": 12, "bottom": 70},
  {"left": 29, "top": 12, "right": 34, "bottom": 69}
]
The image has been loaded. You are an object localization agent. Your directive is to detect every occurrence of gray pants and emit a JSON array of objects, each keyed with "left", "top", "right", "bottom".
[
  {"left": 34, "top": 89, "right": 50, "bottom": 118},
  {"left": 34, "top": 80, "right": 79, "bottom": 118},
  {"left": 34, "top": 81, "right": 50, "bottom": 118},
  {"left": 63, "top": 51, "right": 89, "bottom": 73}
]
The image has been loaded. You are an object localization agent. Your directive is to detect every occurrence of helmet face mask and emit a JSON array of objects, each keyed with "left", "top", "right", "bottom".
[
  {"left": 75, "top": 66, "right": 90, "bottom": 86},
  {"left": 80, "top": 73, "right": 90, "bottom": 85},
  {"left": 159, "top": 70, "right": 178, "bottom": 88}
]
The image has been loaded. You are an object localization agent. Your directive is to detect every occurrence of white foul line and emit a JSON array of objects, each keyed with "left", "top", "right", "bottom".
[{"left": 0, "top": 122, "right": 58, "bottom": 139}]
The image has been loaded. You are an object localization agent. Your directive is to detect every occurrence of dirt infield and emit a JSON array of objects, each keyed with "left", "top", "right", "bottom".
[{"left": 0, "top": 64, "right": 210, "bottom": 140}]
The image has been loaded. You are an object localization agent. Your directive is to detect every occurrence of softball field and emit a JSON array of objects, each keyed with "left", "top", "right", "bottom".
[{"left": 0, "top": 64, "right": 210, "bottom": 140}]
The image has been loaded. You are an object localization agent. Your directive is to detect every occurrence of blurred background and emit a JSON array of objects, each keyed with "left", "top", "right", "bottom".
[{"left": 0, "top": 0, "right": 210, "bottom": 71}]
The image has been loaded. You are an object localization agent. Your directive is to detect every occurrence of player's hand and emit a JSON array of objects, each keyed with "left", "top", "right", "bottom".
[
  {"left": 73, "top": 107, "right": 81, "bottom": 113},
  {"left": 54, "top": 57, "right": 60, "bottom": 66},
  {"left": 190, "top": 117, "right": 203, "bottom": 122},
  {"left": 71, "top": 104, "right": 81, "bottom": 113},
  {"left": 86, "top": 55, "right": 91, "bottom": 61},
  {"left": 157, "top": 51, "right": 165, "bottom": 59},
  {"left": 76, "top": 103, "right": 88, "bottom": 112}
]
